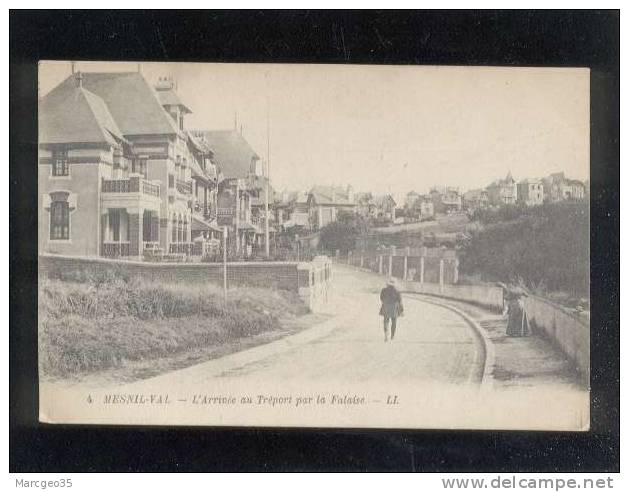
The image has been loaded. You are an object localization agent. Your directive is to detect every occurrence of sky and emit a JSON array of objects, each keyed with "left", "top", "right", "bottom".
[{"left": 39, "top": 61, "right": 589, "bottom": 200}]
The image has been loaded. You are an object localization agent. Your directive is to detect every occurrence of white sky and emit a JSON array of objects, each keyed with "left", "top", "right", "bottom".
[{"left": 39, "top": 61, "right": 589, "bottom": 199}]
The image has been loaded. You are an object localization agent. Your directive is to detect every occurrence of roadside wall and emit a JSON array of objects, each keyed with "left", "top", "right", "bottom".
[
  {"left": 39, "top": 254, "right": 333, "bottom": 312},
  {"left": 343, "top": 263, "right": 589, "bottom": 384},
  {"left": 401, "top": 280, "right": 504, "bottom": 313},
  {"left": 524, "top": 296, "right": 590, "bottom": 385}
]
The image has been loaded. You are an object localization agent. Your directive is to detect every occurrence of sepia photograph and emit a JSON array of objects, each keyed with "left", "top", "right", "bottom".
[{"left": 36, "top": 60, "right": 590, "bottom": 430}]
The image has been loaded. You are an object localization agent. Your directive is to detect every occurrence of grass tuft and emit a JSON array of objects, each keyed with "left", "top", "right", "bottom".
[{"left": 39, "top": 277, "right": 308, "bottom": 378}]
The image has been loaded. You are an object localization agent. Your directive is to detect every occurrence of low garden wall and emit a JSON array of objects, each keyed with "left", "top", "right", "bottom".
[{"left": 39, "top": 254, "right": 333, "bottom": 312}]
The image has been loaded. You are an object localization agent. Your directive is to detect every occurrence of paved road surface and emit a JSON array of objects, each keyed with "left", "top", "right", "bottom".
[{"left": 129, "top": 264, "right": 485, "bottom": 388}]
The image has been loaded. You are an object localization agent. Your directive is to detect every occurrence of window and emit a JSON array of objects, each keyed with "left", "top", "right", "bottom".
[
  {"left": 168, "top": 174, "right": 175, "bottom": 188},
  {"left": 109, "top": 210, "right": 121, "bottom": 241},
  {"left": 50, "top": 200, "right": 69, "bottom": 240},
  {"left": 132, "top": 158, "right": 147, "bottom": 178},
  {"left": 171, "top": 215, "right": 177, "bottom": 243},
  {"left": 52, "top": 149, "right": 69, "bottom": 176}
]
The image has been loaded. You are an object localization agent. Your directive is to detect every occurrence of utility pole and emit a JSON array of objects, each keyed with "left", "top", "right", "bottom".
[
  {"left": 235, "top": 180, "right": 240, "bottom": 254},
  {"left": 265, "top": 101, "right": 271, "bottom": 258},
  {"left": 223, "top": 226, "right": 228, "bottom": 304}
]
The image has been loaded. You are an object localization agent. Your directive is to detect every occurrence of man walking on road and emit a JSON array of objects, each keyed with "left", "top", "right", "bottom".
[{"left": 380, "top": 278, "right": 404, "bottom": 342}]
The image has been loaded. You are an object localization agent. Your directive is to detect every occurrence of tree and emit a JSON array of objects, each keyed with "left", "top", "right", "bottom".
[{"left": 319, "top": 211, "right": 370, "bottom": 253}]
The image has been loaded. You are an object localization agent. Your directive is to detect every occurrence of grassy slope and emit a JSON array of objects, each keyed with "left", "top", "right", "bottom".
[{"left": 39, "top": 277, "right": 309, "bottom": 379}]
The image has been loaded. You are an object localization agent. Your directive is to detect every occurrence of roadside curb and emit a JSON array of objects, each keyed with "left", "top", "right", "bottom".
[
  {"left": 405, "top": 293, "right": 496, "bottom": 390},
  {"left": 121, "top": 312, "right": 347, "bottom": 388}
]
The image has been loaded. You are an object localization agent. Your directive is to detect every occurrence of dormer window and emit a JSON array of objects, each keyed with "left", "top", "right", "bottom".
[{"left": 52, "top": 149, "right": 69, "bottom": 176}]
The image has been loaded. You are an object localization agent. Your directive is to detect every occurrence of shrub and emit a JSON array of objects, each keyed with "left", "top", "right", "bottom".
[{"left": 459, "top": 201, "right": 589, "bottom": 296}]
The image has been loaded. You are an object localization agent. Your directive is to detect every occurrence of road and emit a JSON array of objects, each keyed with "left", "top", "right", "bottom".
[{"left": 127, "top": 264, "right": 486, "bottom": 388}]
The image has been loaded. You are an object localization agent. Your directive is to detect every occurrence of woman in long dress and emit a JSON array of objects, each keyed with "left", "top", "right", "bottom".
[{"left": 503, "top": 292, "right": 531, "bottom": 337}]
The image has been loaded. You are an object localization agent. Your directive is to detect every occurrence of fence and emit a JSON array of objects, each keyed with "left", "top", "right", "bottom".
[
  {"left": 346, "top": 246, "right": 459, "bottom": 286},
  {"left": 39, "top": 253, "right": 333, "bottom": 312}
]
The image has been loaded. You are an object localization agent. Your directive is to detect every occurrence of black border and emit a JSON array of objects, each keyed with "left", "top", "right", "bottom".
[{"left": 10, "top": 10, "right": 619, "bottom": 472}]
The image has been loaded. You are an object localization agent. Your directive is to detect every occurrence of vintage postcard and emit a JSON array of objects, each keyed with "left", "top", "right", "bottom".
[{"left": 38, "top": 61, "right": 590, "bottom": 430}]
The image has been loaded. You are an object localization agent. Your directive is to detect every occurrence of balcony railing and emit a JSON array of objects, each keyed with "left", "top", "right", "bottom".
[
  {"left": 176, "top": 179, "right": 192, "bottom": 195},
  {"left": 142, "top": 180, "right": 160, "bottom": 197},
  {"left": 102, "top": 241, "right": 131, "bottom": 257},
  {"left": 169, "top": 243, "right": 194, "bottom": 255},
  {"left": 102, "top": 177, "right": 160, "bottom": 197}
]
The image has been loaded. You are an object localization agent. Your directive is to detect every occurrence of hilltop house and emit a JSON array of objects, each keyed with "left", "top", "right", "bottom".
[
  {"left": 486, "top": 172, "right": 518, "bottom": 206},
  {"left": 356, "top": 193, "right": 396, "bottom": 223},
  {"left": 429, "top": 186, "right": 462, "bottom": 214},
  {"left": 462, "top": 188, "right": 489, "bottom": 211},
  {"left": 307, "top": 185, "right": 356, "bottom": 230},
  {"left": 38, "top": 71, "right": 218, "bottom": 260},
  {"left": 517, "top": 178, "right": 544, "bottom": 206},
  {"left": 404, "top": 191, "right": 421, "bottom": 209},
  {"left": 542, "top": 172, "right": 586, "bottom": 202}
]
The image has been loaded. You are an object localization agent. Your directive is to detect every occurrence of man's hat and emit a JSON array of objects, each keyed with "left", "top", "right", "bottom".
[{"left": 387, "top": 278, "right": 396, "bottom": 285}]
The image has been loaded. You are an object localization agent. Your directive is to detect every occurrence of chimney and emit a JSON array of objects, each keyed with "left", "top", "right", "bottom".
[
  {"left": 75, "top": 71, "right": 83, "bottom": 88},
  {"left": 71, "top": 61, "right": 76, "bottom": 75},
  {"left": 331, "top": 188, "right": 336, "bottom": 203}
]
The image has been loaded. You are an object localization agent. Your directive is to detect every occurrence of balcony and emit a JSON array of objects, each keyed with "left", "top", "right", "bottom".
[
  {"left": 101, "top": 176, "right": 161, "bottom": 212},
  {"left": 169, "top": 242, "right": 194, "bottom": 255},
  {"left": 176, "top": 179, "right": 192, "bottom": 195},
  {"left": 102, "top": 177, "right": 160, "bottom": 197}
]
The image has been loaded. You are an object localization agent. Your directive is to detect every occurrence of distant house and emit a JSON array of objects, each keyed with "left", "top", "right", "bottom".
[
  {"left": 486, "top": 172, "right": 518, "bottom": 206},
  {"left": 372, "top": 194, "right": 397, "bottom": 222},
  {"left": 405, "top": 190, "right": 421, "bottom": 209},
  {"left": 307, "top": 185, "right": 356, "bottom": 230},
  {"left": 275, "top": 190, "right": 309, "bottom": 231},
  {"left": 517, "top": 178, "right": 544, "bottom": 206},
  {"left": 356, "top": 193, "right": 396, "bottom": 223},
  {"left": 542, "top": 172, "right": 586, "bottom": 202},
  {"left": 192, "top": 128, "right": 271, "bottom": 256},
  {"left": 429, "top": 186, "right": 462, "bottom": 214},
  {"left": 463, "top": 188, "right": 489, "bottom": 210},
  {"left": 419, "top": 199, "right": 435, "bottom": 219}
]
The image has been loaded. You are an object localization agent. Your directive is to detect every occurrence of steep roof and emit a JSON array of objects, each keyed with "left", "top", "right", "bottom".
[
  {"left": 155, "top": 86, "right": 192, "bottom": 113},
  {"left": 309, "top": 185, "right": 355, "bottom": 206},
  {"left": 192, "top": 130, "right": 260, "bottom": 179},
  {"left": 373, "top": 194, "right": 396, "bottom": 207},
  {"left": 44, "top": 72, "right": 180, "bottom": 136},
  {"left": 39, "top": 83, "right": 124, "bottom": 146},
  {"left": 519, "top": 178, "right": 543, "bottom": 185}
]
